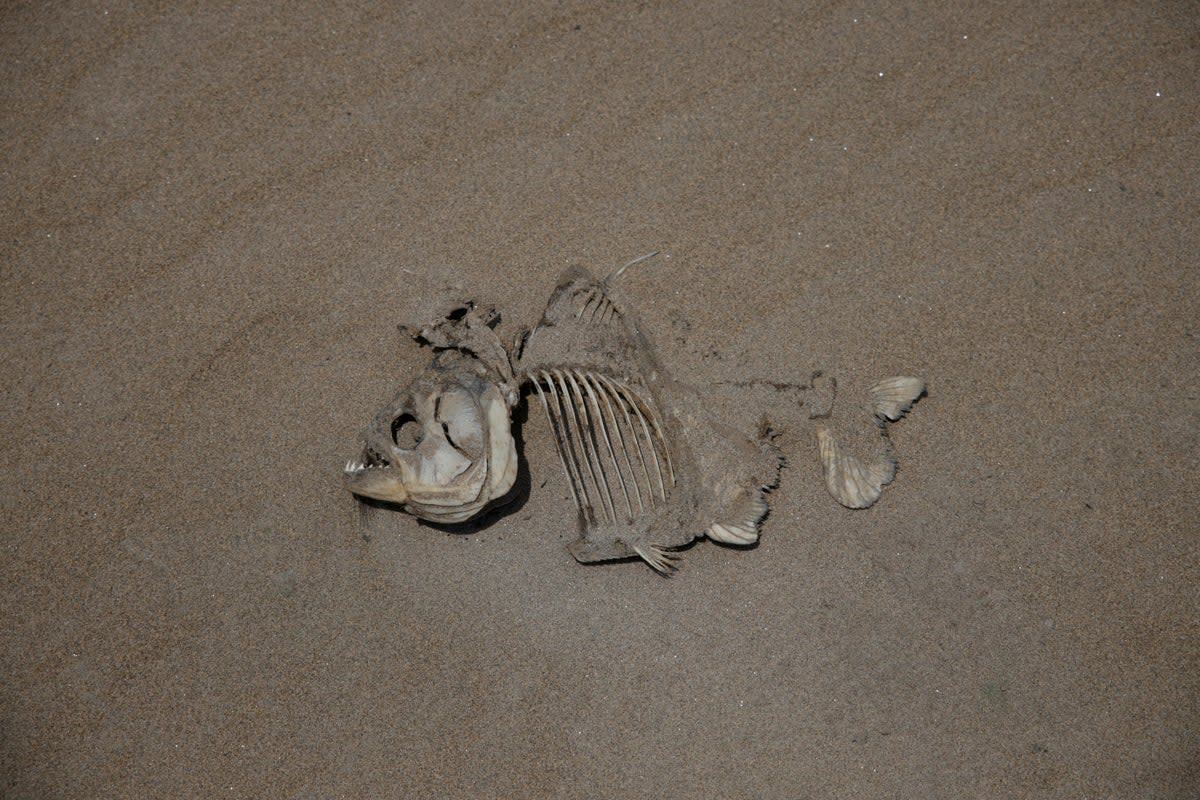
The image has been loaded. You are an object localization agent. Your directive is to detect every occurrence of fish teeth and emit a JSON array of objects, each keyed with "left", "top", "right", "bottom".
[{"left": 343, "top": 460, "right": 388, "bottom": 472}]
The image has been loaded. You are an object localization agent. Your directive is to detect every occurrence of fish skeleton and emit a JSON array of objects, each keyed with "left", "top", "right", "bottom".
[{"left": 344, "top": 256, "right": 924, "bottom": 574}]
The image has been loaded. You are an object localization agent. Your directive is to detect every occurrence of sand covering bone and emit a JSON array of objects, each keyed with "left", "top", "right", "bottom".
[{"left": 344, "top": 257, "right": 925, "bottom": 574}]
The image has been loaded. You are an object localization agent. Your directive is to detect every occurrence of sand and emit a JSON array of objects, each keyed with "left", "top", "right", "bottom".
[{"left": 2, "top": 1, "right": 1197, "bottom": 797}]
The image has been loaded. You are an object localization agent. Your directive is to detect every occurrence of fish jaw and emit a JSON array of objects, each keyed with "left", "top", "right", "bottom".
[{"left": 343, "top": 461, "right": 410, "bottom": 505}]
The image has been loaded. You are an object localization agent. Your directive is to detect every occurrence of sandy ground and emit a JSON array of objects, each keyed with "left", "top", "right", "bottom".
[{"left": 3, "top": 1, "right": 1197, "bottom": 797}]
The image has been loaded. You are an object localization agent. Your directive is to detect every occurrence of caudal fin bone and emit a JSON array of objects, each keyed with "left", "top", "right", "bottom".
[{"left": 817, "top": 376, "right": 925, "bottom": 509}]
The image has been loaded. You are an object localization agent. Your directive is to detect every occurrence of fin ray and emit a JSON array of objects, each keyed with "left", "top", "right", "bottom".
[
  {"left": 869, "top": 376, "right": 926, "bottom": 421},
  {"left": 816, "top": 426, "right": 896, "bottom": 509},
  {"left": 633, "top": 542, "right": 679, "bottom": 576}
]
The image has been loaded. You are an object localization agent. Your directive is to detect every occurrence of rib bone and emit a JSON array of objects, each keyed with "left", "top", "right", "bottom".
[
  {"left": 532, "top": 376, "right": 584, "bottom": 515},
  {"left": 531, "top": 368, "right": 677, "bottom": 527},
  {"left": 543, "top": 369, "right": 595, "bottom": 521},
  {"left": 585, "top": 372, "right": 645, "bottom": 515},
  {"left": 577, "top": 371, "right": 635, "bottom": 520},
  {"left": 558, "top": 369, "right": 617, "bottom": 524},
  {"left": 605, "top": 376, "right": 671, "bottom": 501},
  {"left": 593, "top": 373, "right": 658, "bottom": 507}
]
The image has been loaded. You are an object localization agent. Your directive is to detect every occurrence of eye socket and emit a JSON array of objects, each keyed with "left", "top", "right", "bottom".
[{"left": 391, "top": 413, "right": 422, "bottom": 449}]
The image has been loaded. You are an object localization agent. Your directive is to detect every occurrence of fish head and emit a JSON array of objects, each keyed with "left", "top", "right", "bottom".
[{"left": 344, "top": 351, "right": 518, "bottom": 524}]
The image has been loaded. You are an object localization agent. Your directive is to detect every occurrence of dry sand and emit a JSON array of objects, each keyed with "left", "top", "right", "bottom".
[{"left": 3, "top": 1, "right": 1197, "bottom": 797}]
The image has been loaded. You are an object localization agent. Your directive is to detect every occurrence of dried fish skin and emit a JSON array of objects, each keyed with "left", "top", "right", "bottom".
[
  {"left": 515, "top": 266, "right": 662, "bottom": 379},
  {"left": 687, "top": 411, "right": 783, "bottom": 546},
  {"left": 407, "top": 302, "right": 516, "bottom": 395}
]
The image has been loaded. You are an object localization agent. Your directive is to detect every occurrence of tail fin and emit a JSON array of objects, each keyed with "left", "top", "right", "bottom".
[
  {"left": 868, "top": 376, "right": 925, "bottom": 421},
  {"left": 817, "top": 376, "right": 925, "bottom": 509}
]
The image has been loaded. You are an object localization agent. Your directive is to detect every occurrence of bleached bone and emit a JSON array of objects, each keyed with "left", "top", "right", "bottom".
[
  {"left": 530, "top": 369, "right": 675, "bottom": 525},
  {"left": 582, "top": 372, "right": 643, "bottom": 515},
  {"left": 593, "top": 375, "right": 651, "bottom": 512},
  {"left": 343, "top": 306, "right": 520, "bottom": 524},
  {"left": 532, "top": 377, "right": 584, "bottom": 515},
  {"left": 562, "top": 369, "right": 618, "bottom": 524}
]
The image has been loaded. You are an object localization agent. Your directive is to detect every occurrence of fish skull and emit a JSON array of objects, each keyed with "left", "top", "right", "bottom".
[{"left": 344, "top": 352, "right": 518, "bottom": 524}]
